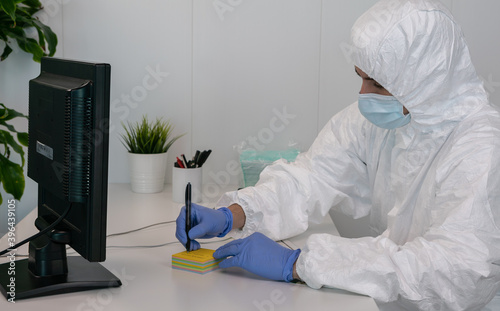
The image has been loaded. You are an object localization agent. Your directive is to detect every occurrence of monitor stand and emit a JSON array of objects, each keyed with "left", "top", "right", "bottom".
[{"left": 0, "top": 230, "right": 121, "bottom": 301}]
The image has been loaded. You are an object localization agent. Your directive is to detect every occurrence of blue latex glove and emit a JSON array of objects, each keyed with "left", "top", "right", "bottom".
[
  {"left": 214, "top": 232, "right": 301, "bottom": 282},
  {"left": 175, "top": 203, "right": 233, "bottom": 251}
]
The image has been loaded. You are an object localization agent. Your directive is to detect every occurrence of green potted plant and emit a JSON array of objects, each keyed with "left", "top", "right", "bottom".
[
  {"left": 0, "top": 0, "right": 57, "bottom": 204},
  {"left": 120, "top": 116, "right": 184, "bottom": 193}
]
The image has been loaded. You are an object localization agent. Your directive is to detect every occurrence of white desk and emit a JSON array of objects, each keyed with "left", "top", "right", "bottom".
[{"left": 0, "top": 183, "right": 378, "bottom": 310}]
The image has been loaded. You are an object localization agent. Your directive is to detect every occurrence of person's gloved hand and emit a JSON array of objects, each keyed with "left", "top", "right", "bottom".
[
  {"left": 214, "top": 232, "right": 301, "bottom": 282},
  {"left": 175, "top": 203, "right": 233, "bottom": 251}
]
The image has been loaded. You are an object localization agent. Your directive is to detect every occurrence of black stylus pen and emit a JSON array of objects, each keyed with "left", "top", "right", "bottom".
[{"left": 185, "top": 182, "right": 192, "bottom": 252}]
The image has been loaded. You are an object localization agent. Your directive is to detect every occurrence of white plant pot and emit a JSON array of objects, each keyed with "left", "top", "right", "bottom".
[{"left": 128, "top": 152, "right": 168, "bottom": 193}]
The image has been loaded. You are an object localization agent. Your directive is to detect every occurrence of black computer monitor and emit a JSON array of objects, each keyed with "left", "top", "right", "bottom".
[{"left": 0, "top": 57, "right": 121, "bottom": 300}]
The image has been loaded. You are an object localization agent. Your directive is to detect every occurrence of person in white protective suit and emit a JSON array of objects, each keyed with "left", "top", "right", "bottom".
[{"left": 175, "top": 0, "right": 500, "bottom": 310}]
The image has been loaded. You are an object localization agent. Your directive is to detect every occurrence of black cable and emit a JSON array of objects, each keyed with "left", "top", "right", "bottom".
[
  {"left": 106, "top": 220, "right": 175, "bottom": 238},
  {"left": 105, "top": 237, "right": 233, "bottom": 249},
  {"left": 280, "top": 239, "right": 295, "bottom": 250},
  {"left": 0, "top": 203, "right": 73, "bottom": 256}
]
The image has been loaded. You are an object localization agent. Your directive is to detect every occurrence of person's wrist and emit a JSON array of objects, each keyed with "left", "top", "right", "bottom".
[
  {"left": 292, "top": 260, "right": 301, "bottom": 282},
  {"left": 228, "top": 203, "right": 246, "bottom": 230},
  {"left": 216, "top": 207, "right": 233, "bottom": 237}
]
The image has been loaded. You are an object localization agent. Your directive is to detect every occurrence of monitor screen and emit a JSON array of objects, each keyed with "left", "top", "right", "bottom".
[{"left": 0, "top": 57, "right": 121, "bottom": 300}]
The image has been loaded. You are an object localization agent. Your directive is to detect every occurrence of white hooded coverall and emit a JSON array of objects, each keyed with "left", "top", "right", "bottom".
[{"left": 217, "top": 0, "right": 500, "bottom": 310}]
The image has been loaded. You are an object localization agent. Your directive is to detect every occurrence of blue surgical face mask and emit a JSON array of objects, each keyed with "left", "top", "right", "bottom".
[{"left": 358, "top": 93, "right": 411, "bottom": 129}]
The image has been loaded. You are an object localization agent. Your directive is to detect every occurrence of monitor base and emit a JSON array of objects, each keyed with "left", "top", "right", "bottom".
[{"left": 0, "top": 256, "right": 121, "bottom": 301}]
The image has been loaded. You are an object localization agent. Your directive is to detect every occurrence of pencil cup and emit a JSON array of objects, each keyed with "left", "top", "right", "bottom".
[{"left": 172, "top": 167, "right": 202, "bottom": 203}]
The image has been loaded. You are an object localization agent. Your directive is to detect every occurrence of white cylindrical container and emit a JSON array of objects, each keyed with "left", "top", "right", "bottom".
[
  {"left": 128, "top": 152, "right": 168, "bottom": 193},
  {"left": 172, "top": 167, "right": 202, "bottom": 203}
]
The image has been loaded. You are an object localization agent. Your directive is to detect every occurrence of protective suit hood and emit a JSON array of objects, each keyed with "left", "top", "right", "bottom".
[{"left": 350, "top": 0, "right": 489, "bottom": 130}]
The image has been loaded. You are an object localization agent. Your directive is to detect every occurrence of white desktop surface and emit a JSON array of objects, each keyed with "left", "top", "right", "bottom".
[{"left": 1, "top": 183, "right": 378, "bottom": 310}]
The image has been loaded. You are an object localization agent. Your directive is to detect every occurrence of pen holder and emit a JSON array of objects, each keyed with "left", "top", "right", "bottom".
[{"left": 172, "top": 167, "right": 202, "bottom": 203}]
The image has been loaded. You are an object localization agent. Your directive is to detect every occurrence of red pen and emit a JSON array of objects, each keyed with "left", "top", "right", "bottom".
[{"left": 176, "top": 157, "right": 185, "bottom": 168}]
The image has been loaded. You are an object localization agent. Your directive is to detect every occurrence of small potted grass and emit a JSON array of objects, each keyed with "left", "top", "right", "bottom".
[{"left": 120, "top": 116, "right": 184, "bottom": 193}]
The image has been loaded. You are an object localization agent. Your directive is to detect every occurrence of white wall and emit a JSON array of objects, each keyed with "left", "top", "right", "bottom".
[{"left": 1, "top": 0, "right": 500, "bottom": 237}]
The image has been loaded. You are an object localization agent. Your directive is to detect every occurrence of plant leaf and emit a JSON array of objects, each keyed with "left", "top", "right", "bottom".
[
  {"left": 33, "top": 19, "right": 57, "bottom": 56},
  {"left": 18, "top": 36, "right": 44, "bottom": 61},
  {"left": 0, "top": 119, "right": 20, "bottom": 133},
  {"left": 0, "top": 130, "right": 25, "bottom": 166},
  {"left": 4, "top": 20, "right": 44, "bottom": 62},
  {"left": 21, "top": 0, "right": 42, "bottom": 9},
  {"left": 17, "top": 132, "right": 28, "bottom": 147},
  {"left": 0, "top": 154, "right": 25, "bottom": 201},
  {"left": 0, "top": 103, "right": 28, "bottom": 121},
  {"left": 0, "top": 103, "right": 29, "bottom": 139},
  {"left": 0, "top": 130, "right": 8, "bottom": 157},
  {"left": 0, "top": 0, "right": 17, "bottom": 23},
  {"left": 0, "top": 0, "right": 57, "bottom": 62},
  {"left": 1, "top": 44, "right": 13, "bottom": 61}
]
